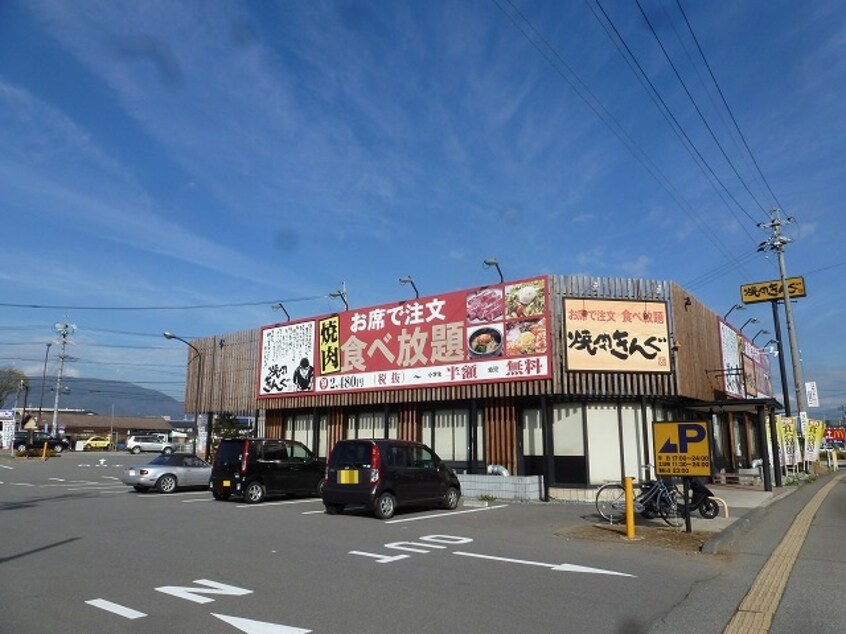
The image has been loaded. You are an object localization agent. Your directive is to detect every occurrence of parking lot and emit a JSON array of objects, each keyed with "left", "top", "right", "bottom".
[{"left": 0, "top": 453, "right": 724, "bottom": 633}]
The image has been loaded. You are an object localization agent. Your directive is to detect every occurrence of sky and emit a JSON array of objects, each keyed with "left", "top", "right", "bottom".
[{"left": 1, "top": 0, "right": 844, "bottom": 419}]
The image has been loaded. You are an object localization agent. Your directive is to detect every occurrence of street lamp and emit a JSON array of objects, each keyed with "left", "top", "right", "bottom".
[
  {"left": 483, "top": 258, "right": 504, "bottom": 283},
  {"left": 739, "top": 317, "right": 759, "bottom": 333},
  {"left": 752, "top": 329, "right": 770, "bottom": 345},
  {"left": 163, "top": 331, "right": 202, "bottom": 456},
  {"left": 329, "top": 289, "right": 349, "bottom": 311},
  {"left": 399, "top": 275, "right": 419, "bottom": 299},
  {"left": 37, "top": 342, "right": 52, "bottom": 431},
  {"left": 724, "top": 304, "right": 745, "bottom": 320}
]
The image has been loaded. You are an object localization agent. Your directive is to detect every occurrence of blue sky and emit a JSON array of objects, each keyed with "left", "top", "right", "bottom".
[{"left": 1, "top": 1, "right": 844, "bottom": 419}]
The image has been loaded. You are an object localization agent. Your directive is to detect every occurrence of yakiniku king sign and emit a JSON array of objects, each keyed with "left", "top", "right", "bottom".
[{"left": 258, "top": 276, "right": 552, "bottom": 397}]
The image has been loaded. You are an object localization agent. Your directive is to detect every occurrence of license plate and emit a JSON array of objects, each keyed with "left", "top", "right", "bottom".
[
  {"left": 222, "top": 480, "right": 231, "bottom": 487},
  {"left": 338, "top": 470, "right": 359, "bottom": 485}
]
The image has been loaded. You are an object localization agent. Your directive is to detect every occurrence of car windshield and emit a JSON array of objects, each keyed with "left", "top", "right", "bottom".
[
  {"left": 331, "top": 442, "right": 372, "bottom": 468},
  {"left": 148, "top": 454, "right": 175, "bottom": 466},
  {"left": 214, "top": 440, "right": 246, "bottom": 467}
]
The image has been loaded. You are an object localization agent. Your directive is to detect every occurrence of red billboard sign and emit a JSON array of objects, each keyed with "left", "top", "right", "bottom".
[{"left": 258, "top": 276, "right": 552, "bottom": 397}]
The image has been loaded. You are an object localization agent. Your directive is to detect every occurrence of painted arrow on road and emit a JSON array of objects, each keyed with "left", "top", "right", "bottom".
[
  {"left": 453, "top": 551, "right": 635, "bottom": 577},
  {"left": 211, "top": 613, "right": 311, "bottom": 633}
]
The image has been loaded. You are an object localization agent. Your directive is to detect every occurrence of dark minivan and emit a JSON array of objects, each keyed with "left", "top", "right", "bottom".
[
  {"left": 322, "top": 439, "right": 461, "bottom": 519},
  {"left": 210, "top": 438, "right": 325, "bottom": 503}
]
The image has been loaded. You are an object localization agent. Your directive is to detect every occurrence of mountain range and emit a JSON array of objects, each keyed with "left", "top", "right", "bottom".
[{"left": 16, "top": 377, "right": 186, "bottom": 419}]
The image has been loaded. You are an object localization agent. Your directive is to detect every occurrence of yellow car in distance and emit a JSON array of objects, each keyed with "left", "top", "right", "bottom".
[{"left": 81, "top": 435, "right": 112, "bottom": 451}]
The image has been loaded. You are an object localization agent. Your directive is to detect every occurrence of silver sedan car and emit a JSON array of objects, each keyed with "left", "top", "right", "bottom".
[{"left": 120, "top": 453, "right": 211, "bottom": 494}]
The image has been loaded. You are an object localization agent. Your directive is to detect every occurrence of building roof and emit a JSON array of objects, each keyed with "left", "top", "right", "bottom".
[{"left": 51, "top": 413, "right": 175, "bottom": 433}]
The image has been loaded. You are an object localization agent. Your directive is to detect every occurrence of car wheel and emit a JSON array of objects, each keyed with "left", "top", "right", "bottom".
[
  {"left": 315, "top": 478, "right": 326, "bottom": 497},
  {"left": 15, "top": 443, "right": 27, "bottom": 453},
  {"left": 162, "top": 447, "right": 173, "bottom": 455},
  {"left": 212, "top": 490, "right": 231, "bottom": 501},
  {"left": 131, "top": 446, "right": 141, "bottom": 454},
  {"left": 244, "top": 481, "right": 266, "bottom": 504},
  {"left": 133, "top": 485, "right": 150, "bottom": 493},
  {"left": 373, "top": 492, "right": 396, "bottom": 520},
  {"left": 324, "top": 503, "right": 344, "bottom": 515},
  {"left": 156, "top": 474, "right": 178, "bottom": 494},
  {"left": 53, "top": 444, "right": 64, "bottom": 453},
  {"left": 443, "top": 486, "right": 460, "bottom": 510}
]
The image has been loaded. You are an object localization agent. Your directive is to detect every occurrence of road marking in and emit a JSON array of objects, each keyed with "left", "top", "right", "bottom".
[
  {"left": 211, "top": 613, "right": 311, "bottom": 633},
  {"left": 385, "top": 504, "right": 508, "bottom": 523},
  {"left": 301, "top": 510, "right": 324, "bottom": 514},
  {"left": 154, "top": 579, "right": 253, "bottom": 604},
  {"left": 0, "top": 464, "right": 14, "bottom": 470},
  {"left": 48, "top": 477, "right": 65, "bottom": 482},
  {"left": 85, "top": 598, "right": 147, "bottom": 619},
  {"left": 453, "top": 551, "right": 636, "bottom": 577},
  {"left": 183, "top": 497, "right": 215, "bottom": 503},
  {"left": 235, "top": 498, "right": 322, "bottom": 509}
]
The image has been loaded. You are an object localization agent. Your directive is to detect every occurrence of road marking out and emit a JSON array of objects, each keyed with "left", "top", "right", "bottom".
[
  {"left": 85, "top": 598, "right": 147, "bottom": 619},
  {"left": 48, "top": 477, "right": 66, "bottom": 482},
  {"left": 183, "top": 497, "right": 215, "bottom": 503},
  {"left": 211, "top": 613, "right": 311, "bottom": 633},
  {"left": 301, "top": 510, "right": 324, "bottom": 515},
  {"left": 0, "top": 464, "right": 14, "bottom": 470},
  {"left": 385, "top": 504, "right": 508, "bottom": 524},
  {"left": 453, "top": 551, "right": 635, "bottom": 577}
]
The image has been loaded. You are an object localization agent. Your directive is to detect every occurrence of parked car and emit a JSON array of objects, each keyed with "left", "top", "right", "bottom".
[
  {"left": 13, "top": 431, "right": 71, "bottom": 454},
  {"left": 80, "top": 435, "right": 111, "bottom": 451},
  {"left": 120, "top": 453, "right": 211, "bottom": 493},
  {"left": 210, "top": 438, "right": 325, "bottom": 503},
  {"left": 126, "top": 434, "right": 174, "bottom": 454},
  {"left": 322, "top": 439, "right": 461, "bottom": 520}
]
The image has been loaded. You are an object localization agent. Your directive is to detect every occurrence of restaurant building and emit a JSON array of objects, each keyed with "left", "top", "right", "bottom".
[{"left": 181, "top": 274, "right": 781, "bottom": 494}]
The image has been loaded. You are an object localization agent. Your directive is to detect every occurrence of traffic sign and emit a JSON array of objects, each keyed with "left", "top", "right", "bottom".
[{"left": 653, "top": 421, "right": 711, "bottom": 477}]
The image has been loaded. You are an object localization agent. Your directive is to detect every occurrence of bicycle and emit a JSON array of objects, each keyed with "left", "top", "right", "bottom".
[{"left": 595, "top": 469, "right": 683, "bottom": 527}]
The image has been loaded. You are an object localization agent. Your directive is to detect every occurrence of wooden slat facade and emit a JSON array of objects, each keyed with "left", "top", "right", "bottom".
[{"left": 181, "top": 275, "right": 742, "bottom": 462}]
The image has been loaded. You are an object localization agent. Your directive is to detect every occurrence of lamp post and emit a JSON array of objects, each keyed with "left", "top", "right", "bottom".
[
  {"left": 724, "top": 304, "right": 745, "bottom": 320},
  {"left": 483, "top": 258, "right": 504, "bottom": 283},
  {"left": 329, "top": 289, "right": 349, "bottom": 311},
  {"left": 163, "top": 331, "right": 202, "bottom": 456},
  {"left": 739, "top": 317, "right": 759, "bottom": 333},
  {"left": 752, "top": 329, "right": 770, "bottom": 345},
  {"left": 37, "top": 342, "right": 52, "bottom": 431},
  {"left": 398, "top": 275, "right": 419, "bottom": 299}
]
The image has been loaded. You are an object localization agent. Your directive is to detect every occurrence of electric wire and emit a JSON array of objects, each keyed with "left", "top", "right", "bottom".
[
  {"left": 634, "top": 0, "right": 770, "bottom": 220},
  {"left": 0, "top": 294, "right": 328, "bottom": 311},
  {"left": 592, "top": 0, "right": 760, "bottom": 244},
  {"left": 674, "top": 0, "right": 785, "bottom": 212},
  {"left": 491, "top": 0, "right": 742, "bottom": 270}
]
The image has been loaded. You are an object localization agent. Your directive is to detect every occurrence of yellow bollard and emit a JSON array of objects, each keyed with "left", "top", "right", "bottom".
[
  {"left": 624, "top": 477, "right": 636, "bottom": 540},
  {"left": 41, "top": 441, "right": 48, "bottom": 461}
]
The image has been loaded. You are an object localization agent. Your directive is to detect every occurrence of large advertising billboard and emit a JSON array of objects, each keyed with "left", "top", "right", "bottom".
[
  {"left": 563, "top": 299, "right": 671, "bottom": 372},
  {"left": 258, "top": 276, "right": 552, "bottom": 397}
]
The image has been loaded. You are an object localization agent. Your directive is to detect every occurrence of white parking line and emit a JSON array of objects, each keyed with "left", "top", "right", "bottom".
[
  {"left": 385, "top": 505, "right": 508, "bottom": 524},
  {"left": 236, "top": 498, "right": 323, "bottom": 509},
  {"left": 0, "top": 464, "right": 14, "bottom": 470}
]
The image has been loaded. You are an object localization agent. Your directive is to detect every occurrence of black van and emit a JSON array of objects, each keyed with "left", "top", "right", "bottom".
[
  {"left": 210, "top": 438, "right": 325, "bottom": 503},
  {"left": 322, "top": 439, "right": 461, "bottom": 519}
]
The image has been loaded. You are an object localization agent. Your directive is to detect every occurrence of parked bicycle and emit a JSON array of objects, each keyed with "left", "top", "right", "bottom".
[{"left": 595, "top": 468, "right": 683, "bottom": 527}]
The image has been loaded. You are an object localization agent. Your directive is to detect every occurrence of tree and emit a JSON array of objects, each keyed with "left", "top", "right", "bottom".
[
  {"left": 0, "top": 367, "right": 27, "bottom": 407},
  {"left": 212, "top": 412, "right": 252, "bottom": 448}
]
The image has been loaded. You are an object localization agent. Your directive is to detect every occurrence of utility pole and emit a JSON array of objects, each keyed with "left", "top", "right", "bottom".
[
  {"left": 51, "top": 323, "right": 76, "bottom": 436},
  {"left": 757, "top": 209, "right": 808, "bottom": 431}
]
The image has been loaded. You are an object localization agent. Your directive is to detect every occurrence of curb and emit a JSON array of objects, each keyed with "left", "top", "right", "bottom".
[{"left": 700, "top": 485, "right": 799, "bottom": 555}]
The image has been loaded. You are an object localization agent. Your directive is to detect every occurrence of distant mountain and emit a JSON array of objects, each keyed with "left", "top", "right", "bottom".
[{"left": 20, "top": 377, "right": 185, "bottom": 419}]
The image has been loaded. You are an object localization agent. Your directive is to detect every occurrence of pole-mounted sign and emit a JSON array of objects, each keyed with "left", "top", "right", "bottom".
[
  {"left": 653, "top": 421, "right": 711, "bottom": 477},
  {"left": 740, "top": 276, "right": 806, "bottom": 305}
]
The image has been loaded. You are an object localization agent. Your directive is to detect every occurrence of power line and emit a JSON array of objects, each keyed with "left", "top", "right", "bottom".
[
  {"left": 674, "top": 0, "right": 785, "bottom": 211},
  {"left": 0, "top": 294, "right": 328, "bottom": 311},
  {"left": 491, "top": 0, "right": 742, "bottom": 268},
  {"left": 634, "top": 0, "right": 769, "bottom": 219}
]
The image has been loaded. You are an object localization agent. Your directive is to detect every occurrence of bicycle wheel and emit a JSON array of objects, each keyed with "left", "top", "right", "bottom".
[
  {"left": 658, "top": 492, "right": 684, "bottom": 527},
  {"left": 595, "top": 483, "right": 626, "bottom": 523}
]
